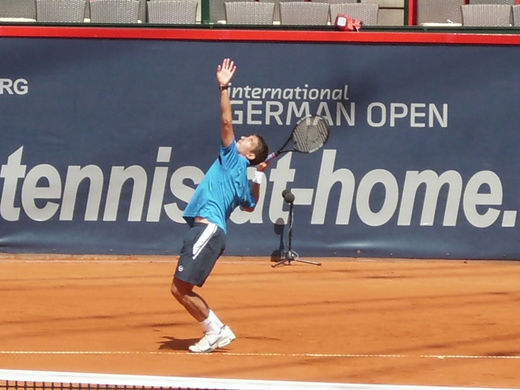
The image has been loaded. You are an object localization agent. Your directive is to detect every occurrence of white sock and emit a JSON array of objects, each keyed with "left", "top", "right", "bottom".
[{"left": 201, "top": 310, "right": 224, "bottom": 335}]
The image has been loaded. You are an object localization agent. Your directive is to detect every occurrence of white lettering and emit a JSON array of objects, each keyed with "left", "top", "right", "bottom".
[
  {"left": 21, "top": 164, "right": 61, "bottom": 221},
  {"left": 60, "top": 165, "right": 104, "bottom": 221},
  {"left": 103, "top": 166, "right": 147, "bottom": 222},
  {"left": 311, "top": 150, "right": 355, "bottom": 225},
  {"left": 368, "top": 102, "right": 448, "bottom": 128},
  {"left": 0, "top": 78, "right": 29, "bottom": 95},
  {"left": 398, "top": 170, "right": 462, "bottom": 226},
  {"left": 164, "top": 166, "right": 204, "bottom": 223},
  {"left": 356, "top": 169, "right": 399, "bottom": 227},
  {"left": 463, "top": 171, "right": 502, "bottom": 228},
  {"left": 0, "top": 146, "right": 26, "bottom": 221},
  {"left": 0, "top": 147, "right": 509, "bottom": 230}
]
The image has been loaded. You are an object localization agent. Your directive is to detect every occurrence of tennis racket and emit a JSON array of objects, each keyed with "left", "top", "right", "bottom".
[{"left": 265, "top": 115, "right": 330, "bottom": 163}]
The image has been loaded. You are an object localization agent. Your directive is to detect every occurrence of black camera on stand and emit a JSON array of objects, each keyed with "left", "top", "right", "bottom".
[{"left": 271, "top": 189, "right": 321, "bottom": 268}]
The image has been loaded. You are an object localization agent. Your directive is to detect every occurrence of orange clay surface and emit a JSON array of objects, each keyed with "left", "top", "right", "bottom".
[{"left": 1, "top": 254, "right": 520, "bottom": 388}]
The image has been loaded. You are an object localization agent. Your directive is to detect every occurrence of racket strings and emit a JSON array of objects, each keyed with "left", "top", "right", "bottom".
[{"left": 292, "top": 117, "right": 329, "bottom": 153}]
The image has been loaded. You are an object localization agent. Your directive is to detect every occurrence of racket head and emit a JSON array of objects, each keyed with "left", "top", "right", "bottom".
[{"left": 291, "top": 115, "right": 330, "bottom": 153}]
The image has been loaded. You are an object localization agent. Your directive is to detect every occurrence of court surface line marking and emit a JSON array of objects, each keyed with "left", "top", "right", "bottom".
[
  {"left": 1, "top": 368, "right": 518, "bottom": 390},
  {"left": 1, "top": 350, "right": 520, "bottom": 360}
]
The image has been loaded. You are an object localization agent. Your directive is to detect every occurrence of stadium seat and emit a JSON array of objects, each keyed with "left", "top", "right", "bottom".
[
  {"left": 259, "top": 0, "right": 306, "bottom": 23},
  {"left": 279, "top": 2, "right": 330, "bottom": 25},
  {"left": 90, "top": 0, "right": 140, "bottom": 23},
  {"left": 147, "top": 0, "right": 198, "bottom": 24},
  {"left": 329, "top": 3, "right": 379, "bottom": 26},
  {"left": 461, "top": 4, "right": 512, "bottom": 26},
  {"left": 416, "top": 0, "right": 464, "bottom": 25},
  {"left": 323, "top": 0, "right": 357, "bottom": 3},
  {"left": 209, "top": 0, "right": 254, "bottom": 23},
  {"left": 224, "top": 2, "right": 275, "bottom": 25},
  {"left": 513, "top": 5, "right": 520, "bottom": 25},
  {"left": 0, "top": 0, "right": 36, "bottom": 20},
  {"left": 36, "top": 0, "right": 86, "bottom": 22},
  {"left": 469, "top": 0, "right": 515, "bottom": 4}
]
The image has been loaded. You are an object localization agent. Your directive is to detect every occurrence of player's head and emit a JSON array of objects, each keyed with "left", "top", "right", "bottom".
[{"left": 237, "top": 134, "right": 269, "bottom": 166}]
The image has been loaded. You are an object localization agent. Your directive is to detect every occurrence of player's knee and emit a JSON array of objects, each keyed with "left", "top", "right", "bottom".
[
  {"left": 170, "top": 280, "right": 181, "bottom": 299},
  {"left": 170, "top": 278, "right": 191, "bottom": 300}
]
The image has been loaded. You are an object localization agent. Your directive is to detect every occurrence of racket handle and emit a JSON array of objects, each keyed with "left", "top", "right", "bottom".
[{"left": 265, "top": 152, "right": 277, "bottom": 163}]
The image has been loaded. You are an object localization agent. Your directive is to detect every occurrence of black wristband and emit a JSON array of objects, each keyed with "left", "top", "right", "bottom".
[{"left": 219, "top": 85, "right": 229, "bottom": 91}]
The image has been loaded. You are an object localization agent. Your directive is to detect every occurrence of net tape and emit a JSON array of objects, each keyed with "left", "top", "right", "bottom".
[
  {"left": 0, "top": 370, "right": 356, "bottom": 390},
  {"left": 1, "top": 370, "right": 512, "bottom": 390},
  {"left": 2, "top": 382, "right": 165, "bottom": 390}
]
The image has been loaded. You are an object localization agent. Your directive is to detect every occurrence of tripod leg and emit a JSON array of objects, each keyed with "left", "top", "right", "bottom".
[
  {"left": 271, "top": 259, "right": 290, "bottom": 267},
  {"left": 271, "top": 251, "right": 321, "bottom": 267},
  {"left": 271, "top": 250, "right": 293, "bottom": 267},
  {"left": 291, "top": 251, "right": 321, "bottom": 266},
  {"left": 293, "top": 258, "right": 322, "bottom": 266}
]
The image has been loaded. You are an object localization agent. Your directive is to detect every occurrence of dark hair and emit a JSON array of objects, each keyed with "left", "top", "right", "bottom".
[{"left": 250, "top": 134, "right": 269, "bottom": 166}]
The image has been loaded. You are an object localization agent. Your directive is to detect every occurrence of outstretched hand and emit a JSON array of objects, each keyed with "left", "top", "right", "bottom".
[{"left": 217, "top": 58, "right": 236, "bottom": 87}]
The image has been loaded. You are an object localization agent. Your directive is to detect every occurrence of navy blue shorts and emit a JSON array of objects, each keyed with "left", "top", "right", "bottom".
[{"left": 174, "top": 222, "right": 226, "bottom": 287}]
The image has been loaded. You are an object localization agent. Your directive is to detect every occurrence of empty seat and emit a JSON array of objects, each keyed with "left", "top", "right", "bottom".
[
  {"left": 90, "top": 0, "right": 140, "bottom": 23},
  {"left": 225, "top": 1, "right": 275, "bottom": 24},
  {"left": 416, "top": 0, "right": 464, "bottom": 25},
  {"left": 469, "top": 0, "right": 515, "bottom": 4},
  {"left": 279, "top": 2, "right": 330, "bottom": 25},
  {"left": 147, "top": 0, "right": 198, "bottom": 24},
  {"left": 259, "top": 0, "right": 305, "bottom": 23},
  {"left": 210, "top": 0, "right": 254, "bottom": 23},
  {"left": 324, "top": 0, "right": 357, "bottom": 3},
  {"left": 0, "top": 0, "right": 36, "bottom": 19},
  {"left": 513, "top": 4, "right": 520, "bottom": 25},
  {"left": 36, "top": 0, "right": 86, "bottom": 22},
  {"left": 461, "top": 4, "right": 512, "bottom": 26},
  {"left": 330, "top": 3, "right": 379, "bottom": 26}
]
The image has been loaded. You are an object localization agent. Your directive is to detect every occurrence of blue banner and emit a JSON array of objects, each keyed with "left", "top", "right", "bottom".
[{"left": 1, "top": 37, "right": 520, "bottom": 259}]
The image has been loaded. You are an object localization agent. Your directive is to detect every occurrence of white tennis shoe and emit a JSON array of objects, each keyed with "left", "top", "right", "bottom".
[{"left": 189, "top": 325, "right": 236, "bottom": 353}]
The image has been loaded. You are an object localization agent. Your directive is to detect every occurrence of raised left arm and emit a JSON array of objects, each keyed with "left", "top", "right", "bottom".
[{"left": 216, "top": 58, "right": 237, "bottom": 148}]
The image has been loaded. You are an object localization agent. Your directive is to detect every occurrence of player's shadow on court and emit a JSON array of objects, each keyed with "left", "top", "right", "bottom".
[
  {"left": 270, "top": 218, "right": 285, "bottom": 262},
  {"left": 158, "top": 336, "right": 199, "bottom": 351}
]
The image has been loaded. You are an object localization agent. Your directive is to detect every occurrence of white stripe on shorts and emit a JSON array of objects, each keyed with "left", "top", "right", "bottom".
[{"left": 192, "top": 223, "right": 218, "bottom": 260}]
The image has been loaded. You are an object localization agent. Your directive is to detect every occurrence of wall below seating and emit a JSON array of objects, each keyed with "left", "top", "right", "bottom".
[{"left": 1, "top": 28, "right": 520, "bottom": 260}]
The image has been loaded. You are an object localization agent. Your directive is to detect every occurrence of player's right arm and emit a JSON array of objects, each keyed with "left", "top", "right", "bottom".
[{"left": 217, "top": 58, "right": 236, "bottom": 148}]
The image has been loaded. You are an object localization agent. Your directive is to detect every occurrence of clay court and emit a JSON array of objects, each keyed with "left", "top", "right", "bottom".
[{"left": 1, "top": 255, "right": 520, "bottom": 388}]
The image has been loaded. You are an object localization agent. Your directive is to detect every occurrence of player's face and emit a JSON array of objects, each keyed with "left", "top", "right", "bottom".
[{"left": 237, "top": 135, "right": 259, "bottom": 159}]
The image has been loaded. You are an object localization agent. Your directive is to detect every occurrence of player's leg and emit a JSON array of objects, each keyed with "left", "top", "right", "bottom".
[
  {"left": 171, "top": 278, "right": 235, "bottom": 352},
  {"left": 171, "top": 222, "right": 234, "bottom": 352},
  {"left": 170, "top": 277, "right": 209, "bottom": 322}
]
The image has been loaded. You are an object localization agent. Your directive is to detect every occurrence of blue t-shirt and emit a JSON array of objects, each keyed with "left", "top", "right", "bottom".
[{"left": 183, "top": 140, "right": 256, "bottom": 233}]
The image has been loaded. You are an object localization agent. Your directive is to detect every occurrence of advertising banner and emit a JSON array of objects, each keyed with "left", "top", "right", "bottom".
[{"left": 1, "top": 37, "right": 520, "bottom": 259}]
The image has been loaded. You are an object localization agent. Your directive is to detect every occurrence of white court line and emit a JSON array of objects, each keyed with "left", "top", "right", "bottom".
[
  {"left": 0, "top": 258, "right": 177, "bottom": 264},
  {"left": 1, "top": 350, "right": 520, "bottom": 360},
  {"left": 0, "top": 369, "right": 518, "bottom": 390},
  {"left": 0, "top": 258, "right": 266, "bottom": 265}
]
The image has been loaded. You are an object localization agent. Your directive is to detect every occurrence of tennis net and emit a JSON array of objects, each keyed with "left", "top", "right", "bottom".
[
  {"left": 3, "top": 369, "right": 515, "bottom": 390},
  {"left": 0, "top": 369, "right": 357, "bottom": 390}
]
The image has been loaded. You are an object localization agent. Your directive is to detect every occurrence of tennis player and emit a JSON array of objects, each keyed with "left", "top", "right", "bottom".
[{"left": 170, "top": 58, "right": 270, "bottom": 353}]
